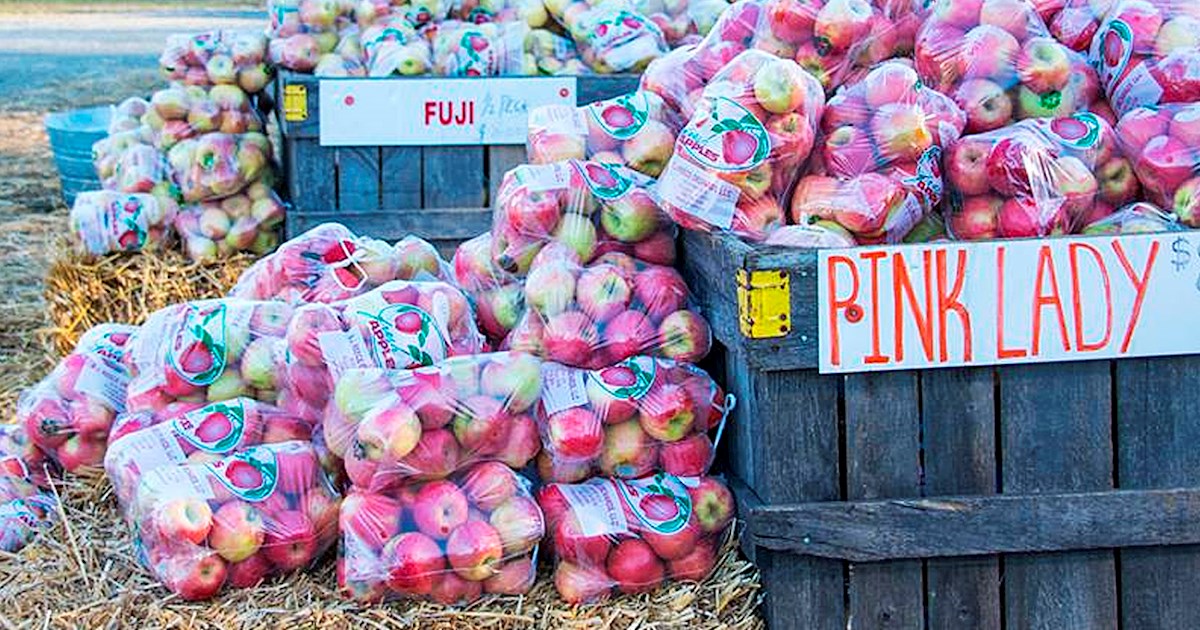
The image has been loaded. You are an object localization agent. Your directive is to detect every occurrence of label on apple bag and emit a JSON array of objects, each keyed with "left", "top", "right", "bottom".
[
  {"left": 615, "top": 472, "right": 693, "bottom": 535},
  {"left": 678, "top": 96, "right": 769, "bottom": 172},
  {"left": 166, "top": 301, "right": 231, "bottom": 387},
  {"left": 557, "top": 477, "right": 630, "bottom": 536},
  {"left": 587, "top": 91, "right": 651, "bottom": 140},
  {"left": 659, "top": 157, "right": 739, "bottom": 229},
  {"left": 530, "top": 104, "right": 588, "bottom": 136},
  {"left": 173, "top": 399, "right": 249, "bottom": 453},
  {"left": 0, "top": 495, "right": 56, "bottom": 552},
  {"left": 572, "top": 160, "right": 634, "bottom": 200},
  {"left": 1110, "top": 61, "right": 1163, "bottom": 115},
  {"left": 317, "top": 329, "right": 375, "bottom": 380},
  {"left": 514, "top": 162, "right": 573, "bottom": 193},
  {"left": 586, "top": 356, "right": 657, "bottom": 401},
  {"left": 74, "top": 356, "right": 131, "bottom": 411},
  {"left": 139, "top": 464, "right": 217, "bottom": 502},
  {"left": 541, "top": 363, "right": 588, "bottom": 414},
  {"left": 73, "top": 193, "right": 152, "bottom": 254},
  {"left": 204, "top": 444, "right": 279, "bottom": 503},
  {"left": 106, "top": 422, "right": 190, "bottom": 480}
]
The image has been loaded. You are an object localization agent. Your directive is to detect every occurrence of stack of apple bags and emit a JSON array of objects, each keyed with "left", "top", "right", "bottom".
[
  {"left": 265, "top": 0, "right": 727, "bottom": 78},
  {"left": 74, "top": 30, "right": 287, "bottom": 263}
]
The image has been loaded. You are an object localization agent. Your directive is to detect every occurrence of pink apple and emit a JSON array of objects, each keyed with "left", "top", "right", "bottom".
[
  {"left": 600, "top": 310, "right": 657, "bottom": 364},
  {"left": 621, "top": 121, "right": 677, "bottom": 178},
  {"left": 340, "top": 492, "right": 402, "bottom": 551},
  {"left": 585, "top": 369, "right": 639, "bottom": 425},
  {"left": 543, "top": 311, "right": 600, "bottom": 367},
  {"left": 429, "top": 572, "right": 484, "bottom": 604},
  {"left": 483, "top": 556, "right": 535, "bottom": 594},
  {"left": 446, "top": 520, "right": 504, "bottom": 581},
  {"left": 998, "top": 196, "right": 1067, "bottom": 238},
  {"left": 950, "top": 195, "right": 1003, "bottom": 240},
  {"left": 452, "top": 395, "right": 509, "bottom": 454},
  {"left": 547, "top": 407, "right": 603, "bottom": 460},
  {"left": 1138, "top": 135, "right": 1194, "bottom": 198},
  {"left": 955, "top": 78, "right": 1014, "bottom": 133},
  {"left": 168, "top": 552, "right": 228, "bottom": 601},
  {"left": 823, "top": 125, "right": 877, "bottom": 177},
  {"left": 659, "top": 433, "right": 714, "bottom": 477},
  {"left": 488, "top": 496, "right": 544, "bottom": 555},
  {"left": 669, "top": 539, "right": 718, "bottom": 581},
  {"left": 357, "top": 402, "right": 422, "bottom": 462},
  {"left": 460, "top": 461, "right": 518, "bottom": 511},
  {"left": 412, "top": 480, "right": 470, "bottom": 540},
  {"left": 1117, "top": 107, "right": 1170, "bottom": 149},
  {"left": 1169, "top": 106, "right": 1200, "bottom": 147},
  {"left": 554, "top": 561, "right": 613, "bottom": 604},
  {"left": 156, "top": 497, "right": 213, "bottom": 545},
  {"left": 576, "top": 264, "right": 633, "bottom": 323},
  {"left": 871, "top": 103, "right": 934, "bottom": 163},
  {"left": 607, "top": 539, "right": 666, "bottom": 594},
  {"left": 264, "top": 510, "right": 318, "bottom": 571},
  {"left": 525, "top": 262, "right": 577, "bottom": 318},
  {"left": 599, "top": 420, "right": 658, "bottom": 478},
  {"left": 979, "top": 0, "right": 1032, "bottom": 40},
  {"left": 383, "top": 532, "right": 445, "bottom": 595},
  {"left": 210, "top": 501, "right": 265, "bottom": 563},
  {"left": 633, "top": 266, "right": 688, "bottom": 322},
  {"left": 814, "top": 0, "right": 874, "bottom": 52},
  {"left": 642, "top": 518, "right": 701, "bottom": 560},
  {"left": 227, "top": 553, "right": 271, "bottom": 589},
  {"left": 397, "top": 428, "right": 462, "bottom": 479},
  {"left": 689, "top": 477, "right": 736, "bottom": 535},
  {"left": 639, "top": 383, "right": 697, "bottom": 442},
  {"left": 554, "top": 514, "right": 612, "bottom": 565},
  {"left": 537, "top": 449, "right": 594, "bottom": 483},
  {"left": 658, "top": 311, "right": 711, "bottom": 363},
  {"left": 497, "top": 414, "right": 541, "bottom": 469},
  {"left": 1017, "top": 37, "right": 1072, "bottom": 93}
]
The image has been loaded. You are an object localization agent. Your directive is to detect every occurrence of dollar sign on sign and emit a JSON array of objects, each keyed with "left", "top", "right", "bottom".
[{"left": 1171, "top": 237, "right": 1191, "bottom": 272}]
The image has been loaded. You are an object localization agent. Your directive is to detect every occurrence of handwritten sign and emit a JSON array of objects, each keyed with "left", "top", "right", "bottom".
[
  {"left": 318, "top": 77, "right": 577, "bottom": 146},
  {"left": 817, "top": 233, "right": 1200, "bottom": 373}
]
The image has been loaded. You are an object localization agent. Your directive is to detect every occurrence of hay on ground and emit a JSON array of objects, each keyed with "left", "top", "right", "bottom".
[{"left": 44, "top": 247, "right": 255, "bottom": 355}]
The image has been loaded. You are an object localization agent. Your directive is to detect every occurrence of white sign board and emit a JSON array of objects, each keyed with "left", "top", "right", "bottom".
[
  {"left": 319, "top": 77, "right": 578, "bottom": 146},
  {"left": 817, "top": 233, "right": 1200, "bottom": 373}
]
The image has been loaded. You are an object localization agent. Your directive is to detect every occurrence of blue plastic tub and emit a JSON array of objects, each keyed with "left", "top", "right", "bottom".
[{"left": 44, "top": 106, "right": 110, "bottom": 206}]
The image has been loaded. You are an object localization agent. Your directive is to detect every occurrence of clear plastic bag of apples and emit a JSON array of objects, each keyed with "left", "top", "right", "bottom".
[
  {"left": 339, "top": 461, "right": 545, "bottom": 604},
  {"left": 167, "top": 131, "right": 272, "bottom": 203},
  {"left": 1114, "top": 103, "right": 1200, "bottom": 229},
  {"left": 127, "top": 441, "right": 341, "bottom": 600},
  {"left": 69, "top": 191, "right": 177, "bottom": 257},
  {"left": 174, "top": 181, "right": 285, "bottom": 262},
  {"left": 452, "top": 233, "right": 527, "bottom": 346},
  {"left": 1089, "top": 0, "right": 1200, "bottom": 118},
  {"left": 534, "top": 356, "right": 731, "bottom": 484},
  {"left": 503, "top": 246, "right": 711, "bottom": 369},
  {"left": 144, "top": 84, "right": 265, "bottom": 151},
  {"left": 15, "top": 324, "right": 137, "bottom": 473},
  {"left": 158, "top": 30, "right": 273, "bottom": 95},
  {"left": 322, "top": 353, "right": 543, "bottom": 486},
  {"left": 0, "top": 425, "right": 59, "bottom": 553},
  {"left": 538, "top": 472, "right": 735, "bottom": 603}
]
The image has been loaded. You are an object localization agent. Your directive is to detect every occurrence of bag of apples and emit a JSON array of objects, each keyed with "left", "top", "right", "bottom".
[
  {"left": 430, "top": 21, "right": 530, "bottom": 76},
  {"left": 451, "top": 0, "right": 549, "bottom": 26},
  {"left": 159, "top": 30, "right": 273, "bottom": 95},
  {"left": 168, "top": 131, "right": 272, "bottom": 203},
  {"left": 0, "top": 424, "right": 56, "bottom": 489},
  {"left": 1080, "top": 201, "right": 1182, "bottom": 235},
  {"left": 526, "top": 90, "right": 683, "bottom": 178},
  {"left": 943, "top": 112, "right": 1139, "bottom": 240},
  {"left": 490, "top": 160, "right": 677, "bottom": 276},
  {"left": 505, "top": 249, "right": 711, "bottom": 369},
  {"left": 0, "top": 424, "right": 60, "bottom": 552},
  {"left": 632, "top": 0, "right": 728, "bottom": 46},
  {"left": 360, "top": 14, "right": 434, "bottom": 76},
  {"left": 92, "top": 129, "right": 155, "bottom": 190},
  {"left": 538, "top": 472, "right": 734, "bottom": 603},
  {"left": 175, "top": 182, "right": 285, "bottom": 262},
  {"left": 69, "top": 191, "right": 176, "bottom": 256},
  {"left": 145, "top": 84, "right": 265, "bottom": 151},
  {"left": 1090, "top": 0, "right": 1200, "bottom": 117},
  {"left": 1047, "top": 0, "right": 1114, "bottom": 52},
  {"left": 128, "top": 441, "right": 341, "bottom": 600},
  {"left": 1115, "top": 103, "right": 1200, "bottom": 228},
  {"left": 657, "top": 50, "right": 824, "bottom": 241},
  {"left": 14, "top": 324, "right": 136, "bottom": 473},
  {"left": 914, "top": 0, "right": 1099, "bottom": 135},
  {"left": 283, "top": 279, "right": 485, "bottom": 411},
  {"left": 338, "top": 461, "right": 544, "bottom": 604},
  {"left": 549, "top": 0, "right": 669, "bottom": 73},
  {"left": 105, "top": 397, "right": 313, "bottom": 509},
  {"left": 108, "top": 97, "right": 150, "bottom": 134},
  {"left": 452, "top": 233, "right": 526, "bottom": 346},
  {"left": 534, "top": 356, "right": 731, "bottom": 484},
  {"left": 790, "top": 61, "right": 967, "bottom": 245},
  {"left": 267, "top": 0, "right": 357, "bottom": 72},
  {"left": 524, "top": 28, "right": 590, "bottom": 76},
  {"left": 231, "top": 223, "right": 447, "bottom": 304},
  {"left": 124, "top": 299, "right": 294, "bottom": 413},
  {"left": 322, "top": 352, "right": 542, "bottom": 487}
]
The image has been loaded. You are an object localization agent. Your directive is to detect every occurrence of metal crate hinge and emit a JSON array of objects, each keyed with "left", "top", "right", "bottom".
[
  {"left": 283, "top": 84, "right": 308, "bottom": 122},
  {"left": 737, "top": 269, "right": 791, "bottom": 339}
]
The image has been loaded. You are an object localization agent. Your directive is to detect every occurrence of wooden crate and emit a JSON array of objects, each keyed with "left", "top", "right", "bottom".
[
  {"left": 275, "top": 71, "right": 641, "bottom": 253},
  {"left": 680, "top": 229, "right": 1200, "bottom": 630}
]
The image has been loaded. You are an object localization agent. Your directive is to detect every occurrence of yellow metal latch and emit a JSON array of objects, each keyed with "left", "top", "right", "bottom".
[
  {"left": 737, "top": 269, "right": 791, "bottom": 339},
  {"left": 283, "top": 84, "right": 308, "bottom": 122}
]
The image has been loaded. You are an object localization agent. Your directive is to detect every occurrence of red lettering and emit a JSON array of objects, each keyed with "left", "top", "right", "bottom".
[
  {"left": 862, "top": 251, "right": 889, "bottom": 365},
  {"left": 1068, "top": 242, "right": 1112, "bottom": 352},
  {"left": 1031, "top": 245, "right": 1071, "bottom": 356},
  {"left": 893, "top": 250, "right": 934, "bottom": 363},
  {"left": 996, "top": 246, "right": 1027, "bottom": 360},
  {"left": 1112, "top": 239, "right": 1159, "bottom": 353},
  {"left": 424, "top": 101, "right": 436, "bottom": 125},
  {"left": 826, "top": 254, "right": 860, "bottom": 368},
  {"left": 438, "top": 101, "right": 453, "bottom": 126},
  {"left": 937, "top": 248, "right": 972, "bottom": 362}
]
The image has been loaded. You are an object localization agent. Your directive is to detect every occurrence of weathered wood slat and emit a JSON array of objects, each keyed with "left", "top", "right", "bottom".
[
  {"left": 1000, "top": 361, "right": 1117, "bottom": 630},
  {"left": 723, "top": 353, "right": 843, "bottom": 630},
  {"left": 286, "top": 207, "right": 492, "bottom": 244},
  {"left": 1115, "top": 356, "right": 1200, "bottom": 630},
  {"left": 285, "top": 137, "right": 337, "bottom": 234},
  {"left": 336, "top": 147, "right": 380, "bottom": 212},
  {"left": 922, "top": 367, "right": 1001, "bottom": 630},
  {"left": 486, "top": 145, "right": 526, "bottom": 207},
  {"left": 379, "top": 147, "right": 423, "bottom": 209},
  {"left": 844, "top": 371, "right": 924, "bottom": 629},
  {"left": 748, "top": 487, "right": 1200, "bottom": 561},
  {"left": 423, "top": 146, "right": 485, "bottom": 208}
]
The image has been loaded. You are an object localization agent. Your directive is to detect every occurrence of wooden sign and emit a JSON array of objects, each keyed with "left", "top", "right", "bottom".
[{"left": 817, "top": 232, "right": 1200, "bottom": 373}]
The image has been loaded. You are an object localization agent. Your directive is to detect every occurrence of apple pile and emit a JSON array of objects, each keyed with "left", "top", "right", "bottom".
[
  {"left": 451, "top": 0, "right": 549, "bottom": 27},
  {"left": 175, "top": 183, "right": 285, "bottom": 262},
  {"left": 15, "top": 324, "right": 136, "bottom": 472},
  {"left": 1115, "top": 103, "right": 1200, "bottom": 228},
  {"left": 267, "top": 0, "right": 358, "bottom": 72},
  {"left": 105, "top": 397, "right": 313, "bottom": 508},
  {"left": 167, "top": 131, "right": 272, "bottom": 203},
  {"left": 233, "top": 223, "right": 448, "bottom": 304},
  {"left": 360, "top": 13, "right": 434, "bottom": 76},
  {"left": 914, "top": 0, "right": 1099, "bottom": 134},
  {"left": 790, "top": 61, "right": 967, "bottom": 245},
  {"left": 527, "top": 90, "right": 683, "bottom": 178},
  {"left": 535, "top": 356, "right": 728, "bottom": 483},
  {"left": 129, "top": 441, "right": 341, "bottom": 601},
  {"left": 0, "top": 429, "right": 58, "bottom": 552},
  {"left": 1090, "top": 0, "right": 1200, "bottom": 117},
  {"left": 545, "top": 0, "right": 669, "bottom": 73},
  {"left": 107, "top": 144, "right": 173, "bottom": 195},
  {"left": 144, "top": 84, "right": 265, "bottom": 151},
  {"left": 314, "top": 35, "right": 370, "bottom": 77},
  {"left": 505, "top": 250, "right": 711, "bottom": 368},
  {"left": 658, "top": 49, "right": 824, "bottom": 241},
  {"left": 452, "top": 233, "right": 526, "bottom": 345},
  {"left": 322, "top": 352, "right": 543, "bottom": 485},
  {"left": 1048, "top": 0, "right": 1115, "bottom": 51},
  {"left": 124, "top": 299, "right": 295, "bottom": 413},
  {"left": 69, "top": 191, "right": 176, "bottom": 258},
  {"left": 538, "top": 473, "right": 734, "bottom": 603},
  {"left": 762, "top": 222, "right": 858, "bottom": 248},
  {"left": 338, "top": 461, "right": 545, "bottom": 604},
  {"left": 1080, "top": 201, "right": 1181, "bottom": 234},
  {"left": 0, "top": 424, "right": 56, "bottom": 490},
  {"left": 431, "top": 21, "right": 530, "bottom": 76},
  {"left": 283, "top": 279, "right": 485, "bottom": 411},
  {"left": 523, "top": 28, "right": 590, "bottom": 75},
  {"left": 93, "top": 129, "right": 154, "bottom": 190},
  {"left": 631, "top": 0, "right": 728, "bottom": 46},
  {"left": 944, "top": 112, "right": 1139, "bottom": 240},
  {"left": 491, "top": 160, "right": 677, "bottom": 275},
  {"left": 159, "top": 30, "right": 273, "bottom": 95},
  {"left": 109, "top": 97, "right": 150, "bottom": 134}
]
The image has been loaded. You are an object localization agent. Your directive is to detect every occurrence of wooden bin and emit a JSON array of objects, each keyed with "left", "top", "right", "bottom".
[
  {"left": 274, "top": 71, "right": 640, "bottom": 253},
  {"left": 681, "top": 229, "right": 1200, "bottom": 630}
]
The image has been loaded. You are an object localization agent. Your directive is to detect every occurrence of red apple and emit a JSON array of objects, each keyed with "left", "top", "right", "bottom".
[
  {"left": 263, "top": 510, "right": 318, "bottom": 571},
  {"left": 639, "top": 383, "right": 697, "bottom": 442},
  {"left": 489, "top": 496, "right": 545, "bottom": 555},
  {"left": 412, "top": 480, "right": 469, "bottom": 540},
  {"left": 669, "top": 539, "right": 718, "bottom": 581},
  {"left": 599, "top": 420, "right": 659, "bottom": 478},
  {"left": 554, "top": 515, "right": 612, "bottom": 565},
  {"left": 429, "top": 571, "right": 484, "bottom": 604},
  {"left": 383, "top": 532, "right": 445, "bottom": 595},
  {"left": 607, "top": 539, "right": 666, "bottom": 594},
  {"left": 483, "top": 556, "right": 535, "bottom": 594},
  {"left": 547, "top": 407, "right": 604, "bottom": 460},
  {"left": 554, "top": 561, "right": 613, "bottom": 604},
  {"left": 226, "top": 552, "right": 272, "bottom": 589},
  {"left": 643, "top": 518, "right": 701, "bottom": 561},
  {"left": 340, "top": 491, "right": 402, "bottom": 551},
  {"left": 156, "top": 497, "right": 213, "bottom": 545},
  {"left": 447, "top": 520, "right": 504, "bottom": 581},
  {"left": 659, "top": 434, "right": 714, "bottom": 477},
  {"left": 460, "top": 461, "right": 518, "bottom": 511},
  {"left": 210, "top": 501, "right": 265, "bottom": 563},
  {"left": 167, "top": 552, "right": 228, "bottom": 601}
]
